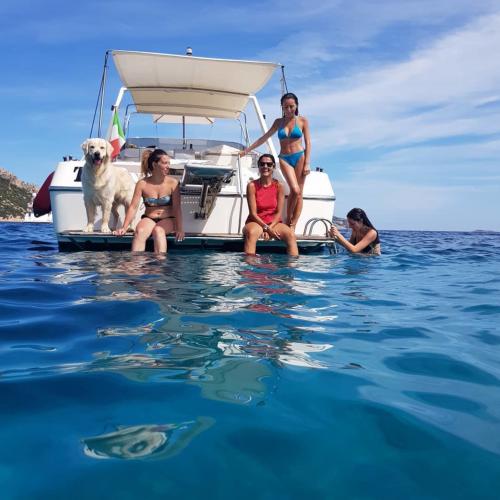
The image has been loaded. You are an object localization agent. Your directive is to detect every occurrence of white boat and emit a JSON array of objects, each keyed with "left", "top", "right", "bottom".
[
  {"left": 24, "top": 212, "right": 52, "bottom": 223},
  {"left": 49, "top": 50, "right": 335, "bottom": 252},
  {"left": 24, "top": 192, "right": 52, "bottom": 223}
]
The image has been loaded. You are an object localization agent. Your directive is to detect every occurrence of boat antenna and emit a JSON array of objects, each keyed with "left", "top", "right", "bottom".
[
  {"left": 238, "top": 112, "right": 250, "bottom": 146},
  {"left": 280, "top": 65, "right": 288, "bottom": 95},
  {"left": 89, "top": 50, "right": 110, "bottom": 138},
  {"left": 182, "top": 116, "right": 187, "bottom": 149},
  {"left": 124, "top": 104, "right": 135, "bottom": 137}
]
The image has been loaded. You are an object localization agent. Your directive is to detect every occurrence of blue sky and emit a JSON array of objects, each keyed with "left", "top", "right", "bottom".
[{"left": 1, "top": 0, "right": 499, "bottom": 231}]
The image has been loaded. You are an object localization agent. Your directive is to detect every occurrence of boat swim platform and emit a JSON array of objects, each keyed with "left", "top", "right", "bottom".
[{"left": 58, "top": 231, "right": 335, "bottom": 254}]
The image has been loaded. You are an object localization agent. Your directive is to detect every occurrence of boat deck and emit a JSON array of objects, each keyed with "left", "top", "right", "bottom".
[{"left": 58, "top": 231, "right": 336, "bottom": 253}]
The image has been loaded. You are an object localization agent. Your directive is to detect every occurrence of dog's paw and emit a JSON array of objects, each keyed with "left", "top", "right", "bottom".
[
  {"left": 101, "top": 225, "right": 111, "bottom": 233},
  {"left": 84, "top": 224, "right": 94, "bottom": 233}
]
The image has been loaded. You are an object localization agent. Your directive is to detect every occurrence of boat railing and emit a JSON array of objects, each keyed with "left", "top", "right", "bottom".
[
  {"left": 303, "top": 218, "right": 338, "bottom": 254},
  {"left": 303, "top": 217, "right": 332, "bottom": 236}
]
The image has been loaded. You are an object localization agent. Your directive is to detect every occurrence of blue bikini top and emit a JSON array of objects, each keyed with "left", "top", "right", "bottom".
[
  {"left": 278, "top": 118, "right": 303, "bottom": 140},
  {"left": 143, "top": 195, "right": 172, "bottom": 207}
]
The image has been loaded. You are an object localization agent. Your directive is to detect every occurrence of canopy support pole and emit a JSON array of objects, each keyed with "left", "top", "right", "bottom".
[
  {"left": 182, "top": 116, "right": 186, "bottom": 149},
  {"left": 248, "top": 96, "right": 278, "bottom": 159}
]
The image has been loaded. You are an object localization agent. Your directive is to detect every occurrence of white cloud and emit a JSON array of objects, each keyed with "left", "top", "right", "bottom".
[
  {"left": 257, "top": 32, "right": 338, "bottom": 80},
  {"left": 297, "top": 12, "right": 500, "bottom": 150},
  {"left": 333, "top": 178, "right": 499, "bottom": 231},
  {"left": 381, "top": 139, "right": 500, "bottom": 165}
]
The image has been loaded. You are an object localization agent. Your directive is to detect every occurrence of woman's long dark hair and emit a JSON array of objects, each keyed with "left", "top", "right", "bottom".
[
  {"left": 347, "top": 208, "right": 376, "bottom": 229},
  {"left": 281, "top": 92, "right": 299, "bottom": 116},
  {"left": 141, "top": 148, "right": 169, "bottom": 177}
]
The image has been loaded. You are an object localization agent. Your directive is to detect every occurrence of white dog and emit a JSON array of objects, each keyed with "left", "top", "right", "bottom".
[{"left": 81, "top": 138, "right": 135, "bottom": 233}]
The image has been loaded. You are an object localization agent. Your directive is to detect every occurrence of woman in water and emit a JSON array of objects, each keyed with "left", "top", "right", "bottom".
[
  {"left": 243, "top": 154, "right": 298, "bottom": 256},
  {"left": 239, "top": 92, "right": 311, "bottom": 231},
  {"left": 114, "top": 149, "right": 184, "bottom": 252},
  {"left": 329, "top": 208, "right": 381, "bottom": 255}
]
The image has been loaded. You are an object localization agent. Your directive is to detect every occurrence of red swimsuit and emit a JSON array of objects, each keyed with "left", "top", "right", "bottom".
[{"left": 248, "top": 180, "right": 281, "bottom": 224}]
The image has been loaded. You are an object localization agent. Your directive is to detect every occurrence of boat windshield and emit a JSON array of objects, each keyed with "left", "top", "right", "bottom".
[{"left": 119, "top": 138, "right": 244, "bottom": 160}]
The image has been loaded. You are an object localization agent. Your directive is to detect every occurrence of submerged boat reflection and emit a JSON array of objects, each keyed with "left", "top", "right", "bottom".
[
  {"left": 41, "top": 252, "right": 334, "bottom": 405},
  {"left": 82, "top": 417, "right": 213, "bottom": 460}
]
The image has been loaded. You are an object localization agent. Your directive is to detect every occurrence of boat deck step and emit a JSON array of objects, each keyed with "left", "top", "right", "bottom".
[
  {"left": 60, "top": 230, "right": 332, "bottom": 243},
  {"left": 57, "top": 230, "right": 335, "bottom": 253}
]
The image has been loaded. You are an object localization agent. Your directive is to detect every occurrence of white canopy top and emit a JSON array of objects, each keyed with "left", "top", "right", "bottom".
[{"left": 112, "top": 50, "right": 280, "bottom": 119}]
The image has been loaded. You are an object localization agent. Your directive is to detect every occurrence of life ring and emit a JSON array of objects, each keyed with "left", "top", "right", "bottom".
[{"left": 33, "top": 171, "right": 54, "bottom": 217}]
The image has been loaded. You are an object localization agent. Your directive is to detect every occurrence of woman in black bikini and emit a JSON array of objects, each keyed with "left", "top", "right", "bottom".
[
  {"left": 114, "top": 149, "right": 184, "bottom": 252},
  {"left": 329, "top": 208, "right": 381, "bottom": 255}
]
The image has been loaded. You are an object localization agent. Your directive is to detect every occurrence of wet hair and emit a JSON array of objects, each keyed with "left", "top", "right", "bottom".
[
  {"left": 281, "top": 92, "right": 299, "bottom": 115},
  {"left": 141, "top": 148, "right": 169, "bottom": 176},
  {"left": 257, "top": 153, "right": 276, "bottom": 167},
  {"left": 347, "top": 208, "right": 376, "bottom": 229}
]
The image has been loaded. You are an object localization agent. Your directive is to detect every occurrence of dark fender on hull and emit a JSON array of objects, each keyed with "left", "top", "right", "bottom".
[{"left": 33, "top": 172, "right": 54, "bottom": 217}]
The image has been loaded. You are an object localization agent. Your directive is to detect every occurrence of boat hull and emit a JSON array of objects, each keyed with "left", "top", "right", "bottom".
[
  {"left": 49, "top": 157, "right": 335, "bottom": 253},
  {"left": 57, "top": 231, "right": 334, "bottom": 253}
]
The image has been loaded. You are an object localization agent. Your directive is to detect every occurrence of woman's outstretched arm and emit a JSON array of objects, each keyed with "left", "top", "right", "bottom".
[
  {"left": 239, "top": 119, "right": 280, "bottom": 156},
  {"left": 114, "top": 181, "right": 143, "bottom": 236},
  {"left": 302, "top": 117, "right": 311, "bottom": 174},
  {"left": 330, "top": 226, "right": 377, "bottom": 253}
]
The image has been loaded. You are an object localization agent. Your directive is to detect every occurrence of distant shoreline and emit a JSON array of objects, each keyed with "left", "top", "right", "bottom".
[
  {"left": 0, "top": 221, "right": 53, "bottom": 224},
  {"left": 0, "top": 219, "right": 497, "bottom": 233},
  {"left": 0, "top": 219, "right": 53, "bottom": 224}
]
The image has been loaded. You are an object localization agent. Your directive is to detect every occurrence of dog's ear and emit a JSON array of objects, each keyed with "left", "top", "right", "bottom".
[
  {"left": 106, "top": 141, "right": 114, "bottom": 159},
  {"left": 81, "top": 139, "right": 90, "bottom": 155}
]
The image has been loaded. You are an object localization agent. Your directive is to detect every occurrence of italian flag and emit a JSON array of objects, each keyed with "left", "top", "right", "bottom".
[{"left": 109, "top": 108, "right": 126, "bottom": 159}]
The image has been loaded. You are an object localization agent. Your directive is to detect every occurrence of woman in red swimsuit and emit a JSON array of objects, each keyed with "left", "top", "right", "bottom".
[{"left": 243, "top": 154, "right": 298, "bottom": 256}]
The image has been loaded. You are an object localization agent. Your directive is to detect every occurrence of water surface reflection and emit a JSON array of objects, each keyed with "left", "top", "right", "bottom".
[{"left": 83, "top": 417, "right": 213, "bottom": 460}]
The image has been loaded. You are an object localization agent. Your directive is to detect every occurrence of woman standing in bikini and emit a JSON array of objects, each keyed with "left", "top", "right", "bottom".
[
  {"left": 239, "top": 93, "right": 311, "bottom": 231},
  {"left": 114, "top": 149, "right": 184, "bottom": 253}
]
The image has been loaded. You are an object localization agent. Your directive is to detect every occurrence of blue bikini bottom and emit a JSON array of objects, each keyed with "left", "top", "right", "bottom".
[{"left": 279, "top": 150, "right": 305, "bottom": 168}]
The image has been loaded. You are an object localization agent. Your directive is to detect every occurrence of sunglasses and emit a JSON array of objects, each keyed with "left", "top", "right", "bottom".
[{"left": 258, "top": 162, "right": 274, "bottom": 167}]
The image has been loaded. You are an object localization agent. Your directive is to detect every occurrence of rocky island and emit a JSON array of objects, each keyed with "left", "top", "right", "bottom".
[{"left": 0, "top": 168, "right": 37, "bottom": 221}]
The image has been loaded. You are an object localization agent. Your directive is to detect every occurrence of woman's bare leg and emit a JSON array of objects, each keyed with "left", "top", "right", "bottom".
[
  {"left": 290, "top": 154, "right": 307, "bottom": 228},
  {"left": 274, "top": 222, "right": 299, "bottom": 256},
  {"left": 132, "top": 218, "right": 156, "bottom": 251},
  {"left": 152, "top": 219, "right": 175, "bottom": 253},
  {"left": 243, "top": 222, "right": 264, "bottom": 255},
  {"left": 279, "top": 159, "right": 301, "bottom": 229}
]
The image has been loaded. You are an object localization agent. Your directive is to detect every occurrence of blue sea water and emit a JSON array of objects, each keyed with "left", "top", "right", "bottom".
[{"left": 1, "top": 223, "right": 500, "bottom": 499}]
